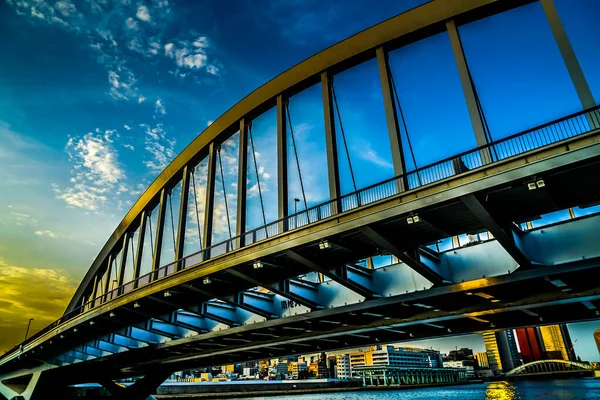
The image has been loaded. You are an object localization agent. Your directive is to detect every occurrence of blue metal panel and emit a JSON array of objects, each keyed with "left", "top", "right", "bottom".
[
  {"left": 516, "top": 214, "right": 600, "bottom": 265},
  {"left": 441, "top": 240, "right": 518, "bottom": 282}
]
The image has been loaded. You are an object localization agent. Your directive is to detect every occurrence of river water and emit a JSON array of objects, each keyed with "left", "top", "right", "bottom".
[{"left": 241, "top": 378, "right": 600, "bottom": 400}]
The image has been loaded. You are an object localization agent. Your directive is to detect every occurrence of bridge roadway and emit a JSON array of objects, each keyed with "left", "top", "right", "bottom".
[{"left": 2, "top": 0, "right": 600, "bottom": 398}]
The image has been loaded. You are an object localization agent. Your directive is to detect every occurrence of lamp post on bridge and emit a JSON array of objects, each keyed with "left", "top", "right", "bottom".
[
  {"left": 294, "top": 198, "right": 300, "bottom": 229},
  {"left": 24, "top": 318, "right": 34, "bottom": 341}
]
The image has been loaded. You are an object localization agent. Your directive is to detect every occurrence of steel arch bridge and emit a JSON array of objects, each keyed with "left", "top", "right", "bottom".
[
  {"left": 505, "top": 359, "right": 594, "bottom": 377},
  {"left": 3, "top": 0, "right": 600, "bottom": 399}
]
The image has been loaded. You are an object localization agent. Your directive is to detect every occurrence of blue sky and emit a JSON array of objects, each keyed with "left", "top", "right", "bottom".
[{"left": 0, "top": 0, "right": 599, "bottom": 359}]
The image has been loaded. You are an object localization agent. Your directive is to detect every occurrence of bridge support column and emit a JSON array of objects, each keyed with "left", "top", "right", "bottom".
[
  {"left": 446, "top": 19, "right": 492, "bottom": 165},
  {"left": 376, "top": 46, "right": 408, "bottom": 193},
  {"left": 100, "top": 370, "right": 171, "bottom": 400},
  {"left": 276, "top": 95, "right": 288, "bottom": 234},
  {"left": 321, "top": 72, "right": 342, "bottom": 215},
  {"left": 540, "top": 0, "right": 595, "bottom": 111}
]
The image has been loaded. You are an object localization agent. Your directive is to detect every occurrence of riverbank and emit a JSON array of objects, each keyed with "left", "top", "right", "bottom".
[{"left": 154, "top": 380, "right": 481, "bottom": 399}]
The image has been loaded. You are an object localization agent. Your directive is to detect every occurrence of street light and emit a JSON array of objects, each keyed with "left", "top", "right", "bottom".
[
  {"left": 24, "top": 318, "right": 34, "bottom": 341},
  {"left": 294, "top": 198, "right": 300, "bottom": 228}
]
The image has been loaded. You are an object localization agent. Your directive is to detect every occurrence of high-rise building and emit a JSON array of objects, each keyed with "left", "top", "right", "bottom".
[
  {"left": 475, "top": 352, "right": 489, "bottom": 369},
  {"left": 482, "top": 330, "right": 521, "bottom": 373},
  {"left": 594, "top": 329, "right": 600, "bottom": 357},
  {"left": 516, "top": 327, "right": 545, "bottom": 363},
  {"left": 560, "top": 325, "right": 576, "bottom": 362},
  {"left": 482, "top": 332, "right": 502, "bottom": 372},
  {"left": 540, "top": 325, "right": 573, "bottom": 361}
]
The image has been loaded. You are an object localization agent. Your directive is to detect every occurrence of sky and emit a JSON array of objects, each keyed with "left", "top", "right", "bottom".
[{"left": 0, "top": 0, "right": 599, "bottom": 361}]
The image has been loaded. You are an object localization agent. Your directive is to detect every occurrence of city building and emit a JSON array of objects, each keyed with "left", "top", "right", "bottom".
[
  {"left": 475, "top": 352, "right": 489, "bottom": 369},
  {"left": 483, "top": 330, "right": 521, "bottom": 373},
  {"left": 421, "top": 348, "right": 444, "bottom": 368},
  {"left": 443, "top": 360, "right": 475, "bottom": 379},
  {"left": 540, "top": 325, "right": 576, "bottom": 361},
  {"left": 595, "top": 329, "right": 600, "bottom": 356},
  {"left": 327, "top": 355, "right": 337, "bottom": 378},
  {"left": 242, "top": 367, "right": 259, "bottom": 377},
  {"left": 349, "top": 345, "right": 439, "bottom": 372},
  {"left": 446, "top": 347, "right": 473, "bottom": 361},
  {"left": 336, "top": 354, "right": 351, "bottom": 379},
  {"left": 516, "top": 327, "right": 545, "bottom": 363},
  {"left": 276, "top": 362, "right": 289, "bottom": 377},
  {"left": 288, "top": 361, "right": 307, "bottom": 378}
]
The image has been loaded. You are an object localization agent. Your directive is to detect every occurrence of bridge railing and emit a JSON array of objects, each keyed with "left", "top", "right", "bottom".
[{"left": 15, "top": 105, "right": 600, "bottom": 351}]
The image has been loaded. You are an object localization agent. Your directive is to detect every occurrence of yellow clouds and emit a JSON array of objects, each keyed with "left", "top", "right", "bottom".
[{"left": 0, "top": 260, "right": 77, "bottom": 353}]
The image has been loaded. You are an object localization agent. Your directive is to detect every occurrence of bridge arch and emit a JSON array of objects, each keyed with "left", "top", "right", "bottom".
[
  {"left": 63, "top": 0, "right": 599, "bottom": 318},
  {"left": 505, "top": 359, "right": 593, "bottom": 376}
]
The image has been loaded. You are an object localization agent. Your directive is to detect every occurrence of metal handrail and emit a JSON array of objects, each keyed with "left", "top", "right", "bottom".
[{"left": 10, "top": 104, "right": 600, "bottom": 356}]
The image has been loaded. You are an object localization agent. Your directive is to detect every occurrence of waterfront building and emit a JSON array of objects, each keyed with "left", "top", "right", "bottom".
[
  {"left": 349, "top": 344, "right": 438, "bottom": 375},
  {"left": 336, "top": 354, "right": 351, "bottom": 379},
  {"left": 353, "top": 365, "right": 467, "bottom": 386},
  {"left": 516, "top": 327, "right": 545, "bottom": 363},
  {"left": 475, "top": 352, "right": 489, "bottom": 369}
]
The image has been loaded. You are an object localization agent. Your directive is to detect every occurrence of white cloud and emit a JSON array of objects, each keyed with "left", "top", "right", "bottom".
[
  {"left": 124, "top": 124, "right": 131, "bottom": 130},
  {"left": 125, "top": 16, "right": 138, "bottom": 29},
  {"left": 164, "top": 38, "right": 210, "bottom": 70},
  {"left": 164, "top": 42, "right": 174, "bottom": 56},
  {"left": 108, "top": 70, "right": 137, "bottom": 101},
  {"left": 31, "top": 7, "right": 45, "bottom": 20},
  {"left": 6, "top": 0, "right": 221, "bottom": 98},
  {"left": 55, "top": 1, "right": 76, "bottom": 17},
  {"left": 193, "top": 36, "right": 209, "bottom": 49},
  {"left": 34, "top": 230, "right": 57, "bottom": 238},
  {"left": 207, "top": 120, "right": 214, "bottom": 127},
  {"left": 206, "top": 65, "right": 219, "bottom": 75},
  {"left": 138, "top": 95, "right": 146, "bottom": 103},
  {"left": 355, "top": 142, "right": 393, "bottom": 170},
  {"left": 142, "top": 124, "right": 175, "bottom": 175},
  {"left": 155, "top": 98, "right": 166, "bottom": 115},
  {"left": 136, "top": 5, "right": 151, "bottom": 22},
  {"left": 123, "top": 144, "right": 135, "bottom": 150},
  {"left": 54, "top": 129, "right": 125, "bottom": 211}
]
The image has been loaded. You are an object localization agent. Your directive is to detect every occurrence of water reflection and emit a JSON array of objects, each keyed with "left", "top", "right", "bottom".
[{"left": 485, "top": 381, "right": 517, "bottom": 400}]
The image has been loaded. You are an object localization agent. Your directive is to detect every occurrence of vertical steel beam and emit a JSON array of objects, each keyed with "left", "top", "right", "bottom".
[
  {"left": 103, "top": 254, "right": 113, "bottom": 295},
  {"left": 117, "top": 234, "right": 130, "bottom": 287},
  {"left": 446, "top": 20, "right": 491, "bottom": 164},
  {"left": 236, "top": 119, "right": 248, "bottom": 247},
  {"left": 321, "top": 71, "right": 342, "bottom": 214},
  {"left": 175, "top": 166, "right": 191, "bottom": 270},
  {"left": 91, "top": 274, "right": 99, "bottom": 302},
  {"left": 540, "top": 0, "right": 595, "bottom": 109},
  {"left": 133, "top": 210, "right": 147, "bottom": 287},
  {"left": 277, "top": 95, "right": 288, "bottom": 230},
  {"left": 152, "top": 189, "right": 168, "bottom": 271},
  {"left": 203, "top": 142, "right": 217, "bottom": 250},
  {"left": 376, "top": 46, "right": 407, "bottom": 192}
]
